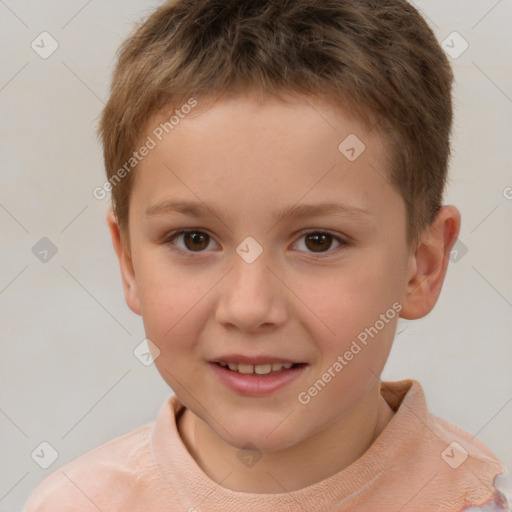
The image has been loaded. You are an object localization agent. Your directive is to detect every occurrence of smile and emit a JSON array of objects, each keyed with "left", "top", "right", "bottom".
[
  {"left": 215, "top": 361, "right": 297, "bottom": 375},
  {"left": 209, "top": 360, "right": 308, "bottom": 396}
]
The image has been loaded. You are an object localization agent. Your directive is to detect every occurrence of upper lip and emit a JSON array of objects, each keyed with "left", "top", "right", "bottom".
[{"left": 210, "top": 354, "right": 303, "bottom": 365}]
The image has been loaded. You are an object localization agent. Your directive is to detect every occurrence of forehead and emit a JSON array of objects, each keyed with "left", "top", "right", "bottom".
[
  {"left": 142, "top": 91, "right": 383, "bottom": 162},
  {"left": 130, "top": 93, "right": 401, "bottom": 227}
]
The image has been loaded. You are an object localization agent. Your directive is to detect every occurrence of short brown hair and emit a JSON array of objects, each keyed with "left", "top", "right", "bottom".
[{"left": 99, "top": 0, "right": 453, "bottom": 250}]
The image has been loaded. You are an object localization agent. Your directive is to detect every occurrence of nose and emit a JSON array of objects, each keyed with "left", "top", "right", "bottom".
[{"left": 215, "top": 252, "right": 289, "bottom": 333}]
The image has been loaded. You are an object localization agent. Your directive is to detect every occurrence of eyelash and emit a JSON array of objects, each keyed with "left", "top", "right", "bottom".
[{"left": 163, "top": 229, "right": 349, "bottom": 259}]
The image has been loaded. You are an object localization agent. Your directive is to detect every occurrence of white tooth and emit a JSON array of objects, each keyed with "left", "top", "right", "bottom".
[
  {"left": 271, "top": 363, "right": 284, "bottom": 371},
  {"left": 219, "top": 362, "right": 227, "bottom": 367},
  {"left": 238, "top": 363, "right": 254, "bottom": 374},
  {"left": 254, "top": 364, "right": 272, "bottom": 375},
  {"left": 228, "top": 362, "right": 238, "bottom": 371},
  {"left": 282, "top": 363, "right": 293, "bottom": 369}
]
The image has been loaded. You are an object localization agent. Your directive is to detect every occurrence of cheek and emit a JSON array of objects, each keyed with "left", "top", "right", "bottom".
[
  {"left": 293, "top": 258, "right": 400, "bottom": 389},
  {"left": 141, "top": 284, "right": 209, "bottom": 392},
  {"left": 140, "top": 284, "right": 200, "bottom": 346},
  {"left": 294, "top": 259, "right": 399, "bottom": 339},
  {"left": 134, "top": 262, "right": 222, "bottom": 380},
  {"left": 134, "top": 250, "right": 199, "bottom": 327}
]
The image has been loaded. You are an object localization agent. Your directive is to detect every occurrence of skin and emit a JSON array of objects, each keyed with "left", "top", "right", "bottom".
[{"left": 107, "top": 92, "right": 461, "bottom": 493}]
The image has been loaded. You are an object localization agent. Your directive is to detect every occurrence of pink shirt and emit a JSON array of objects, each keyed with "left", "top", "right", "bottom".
[{"left": 23, "top": 379, "right": 511, "bottom": 511}]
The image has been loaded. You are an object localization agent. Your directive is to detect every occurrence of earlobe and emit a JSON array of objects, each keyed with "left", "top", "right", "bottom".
[
  {"left": 106, "top": 209, "right": 142, "bottom": 316},
  {"left": 400, "top": 205, "right": 461, "bottom": 320}
]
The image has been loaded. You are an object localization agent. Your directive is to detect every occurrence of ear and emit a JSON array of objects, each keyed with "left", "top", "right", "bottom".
[
  {"left": 400, "top": 205, "right": 461, "bottom": 320},
  {"left": 106, "top": 209, "right": 142, "bottom": 316}
]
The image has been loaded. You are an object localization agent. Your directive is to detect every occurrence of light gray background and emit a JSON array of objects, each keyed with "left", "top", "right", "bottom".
[{"left": 1, "top": 1, "right": 511, "bottom": 510}]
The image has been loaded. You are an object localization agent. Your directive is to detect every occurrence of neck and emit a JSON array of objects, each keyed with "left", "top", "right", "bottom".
[{"left": 177, "top": 381, "right": 395, "bottom": 493}]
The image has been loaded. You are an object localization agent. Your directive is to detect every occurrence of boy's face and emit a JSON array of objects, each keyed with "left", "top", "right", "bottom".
[{"left": 114, "top": 93, "right": 417, "bottom": 451}]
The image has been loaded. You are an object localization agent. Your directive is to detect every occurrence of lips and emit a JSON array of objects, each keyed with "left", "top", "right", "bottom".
[{"left": 209, "top": 355, "right": 308, "bottom": 396}]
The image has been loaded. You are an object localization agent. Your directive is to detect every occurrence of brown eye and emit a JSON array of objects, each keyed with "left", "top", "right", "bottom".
[
  {"left": 182, "top": 231, "right": 209, "bottom": 251},
  {"left": 166, "top": 230, "right": 214, "bottom": 253},
  {"left": 294, "top": 230, "right": 346, "bottom": 257},
  {"left": 304, "top": 232, "right": 333, "bottom": 252}
]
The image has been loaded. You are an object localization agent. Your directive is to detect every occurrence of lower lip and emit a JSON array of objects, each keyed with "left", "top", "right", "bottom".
[{"left": 209, "top": 362, "right": 307, "bottom": 397}]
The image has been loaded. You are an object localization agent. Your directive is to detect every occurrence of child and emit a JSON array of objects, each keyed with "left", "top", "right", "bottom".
[{"left": 24, "top": 0, "right": 511, "bottom": 510}]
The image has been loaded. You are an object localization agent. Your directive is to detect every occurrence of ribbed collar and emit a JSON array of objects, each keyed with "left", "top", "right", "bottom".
[{"left": 150, "top": 379, "right": 425, "bottom": 510}]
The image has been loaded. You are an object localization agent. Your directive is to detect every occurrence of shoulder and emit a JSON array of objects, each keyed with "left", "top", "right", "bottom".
[
  {"left": 22, "top": 422, "right": 155, "bottom": 512},
  {"left": 378, "top": 380, "right": 511, "bottom": 510},
  {"left": 428, "top": 411, "right": 505, "bottom": 468},
  {"left": 425, "top": 412, "right": 511, "bottom": 510}
]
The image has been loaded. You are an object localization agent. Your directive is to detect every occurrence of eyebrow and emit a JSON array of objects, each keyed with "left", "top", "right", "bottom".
[{"left": 145, "top": 199, "right": 373, "bottom": 223}]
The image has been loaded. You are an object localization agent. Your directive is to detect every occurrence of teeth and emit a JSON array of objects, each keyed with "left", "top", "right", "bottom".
[
  {"left": 254, "top": 364, "right": 271, "bottom": 375},
  {"left": 238, "top": 363, "right": 254, "bottom": 374},
  {"left": 217, "top": 361, "right": 296, "bottom": 374}
]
